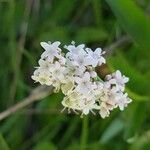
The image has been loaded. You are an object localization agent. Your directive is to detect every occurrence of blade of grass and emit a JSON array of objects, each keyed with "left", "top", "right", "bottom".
[
  {"left": 59, "top": 117, "right": 79, "bottom": 147},
  {"left": 105, "top": 0, "right": 150, "bottom": 53},
  {"left": 92, "top": 0, "right": 103, "bottom": 27},
  {"left": 0, "top": 134, "right": 9, "bottom": 150}
]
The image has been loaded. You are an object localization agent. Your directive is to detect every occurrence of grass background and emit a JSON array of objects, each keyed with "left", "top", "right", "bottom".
[{"left": 0, "top": 0, "right": 150, "bottom": 149}]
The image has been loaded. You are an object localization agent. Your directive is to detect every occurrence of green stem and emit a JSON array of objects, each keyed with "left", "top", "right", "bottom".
[{"left": 80, "top": 116, "right": 88, "bottom": 150}]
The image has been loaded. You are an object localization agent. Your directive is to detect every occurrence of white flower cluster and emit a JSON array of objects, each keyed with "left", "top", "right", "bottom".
[{"left": 32, "top": 41, "right": 132, "bottom": 118}]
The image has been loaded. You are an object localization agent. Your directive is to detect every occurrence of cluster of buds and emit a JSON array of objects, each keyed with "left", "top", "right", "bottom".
[{"left": 32, "top": 41, "right": 132, "bottom": 118}]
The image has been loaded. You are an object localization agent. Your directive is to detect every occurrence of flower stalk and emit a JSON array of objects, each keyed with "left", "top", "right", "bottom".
[{"left": 80, "top": 116, "right": 88, "bottom": 150}]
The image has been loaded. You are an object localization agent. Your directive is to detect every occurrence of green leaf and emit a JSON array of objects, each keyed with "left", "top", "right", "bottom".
[
  {"left": 92, "top": 0, "right": 103, "bottom": 26},
  {"left": 37, "top": 26, "right": 70, "bottom": 44},
  {"left": 59, "top": 117, "right": 79, "bottom": 147},
  {"left": 100, "top": 118, "right": 124, "bottom": 143},
  {"left": 75, "top": 28, "right": 108, "bottom": 43},
  {"left": 50, "top": 0, "right": 76, "bottom": 23},
  {"left": 124, "top": 103, "right": 146, "bottom": 140},
  {"left": 130, "top": 130, "right": 150, "bottom": 150},
  {"left": 0, "top": 134, "right": 9, "bottom": 150},
  {"left": 32, "top": 141, "right": 57, "bottom": 150},
  {"left": 105, "top": 0, "right": 150, "bottom": 53}
]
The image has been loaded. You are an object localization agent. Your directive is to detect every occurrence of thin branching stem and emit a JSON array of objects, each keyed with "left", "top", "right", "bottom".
[{"left": 0, "top": 86, "right": 54, "bottom": 121}]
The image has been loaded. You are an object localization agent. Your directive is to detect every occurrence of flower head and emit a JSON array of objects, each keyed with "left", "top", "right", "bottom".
[{"left": 32, "top": 41, "right": 132, "bottom": 118}]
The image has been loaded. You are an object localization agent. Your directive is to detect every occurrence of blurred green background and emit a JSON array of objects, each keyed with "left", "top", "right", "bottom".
[{"left": 0, "top": 0, "right": 150, "bottom": 150}]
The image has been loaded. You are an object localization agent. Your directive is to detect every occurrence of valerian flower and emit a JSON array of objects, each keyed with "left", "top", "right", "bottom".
[
  {"left": 40, "top": 41, "right": 61, "bottom": 62},
  {"left": 85, "top": 48, "right": 106, "bottom": 67},
  {"left": 106, "top": 70, "right": 129, "bottom": 91},
  {"left": 32, "top": 41, "right": 132, "bottom": 118},
  {"left": 74, "top": 72, "right": 96, "bottom": 95}
]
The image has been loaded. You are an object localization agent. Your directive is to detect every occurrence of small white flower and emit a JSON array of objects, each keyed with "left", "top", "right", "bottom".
[
  {"left": 65, "top": 44, "right": 86, "bottom": 59},
  {"left": 99, "top": 102, "right": 110, "bottom": 118},
  {"left": 116, "top": 93, "right": 132, "bottom": 111},
  {"left": 40, "top": 41, "right": 61, "bottom": 62},
  {"left": 85, "top": 48, "right": 106, "bottom": 67},
  {"left": 65, "top": 60, "right": 85, "bottom": 76},
  {"left": 38, "top": 59, "right": 51, "bottom": 70},
  {"left": 115, "top": 70, "right": 129, "bottom": 84},
  {"left": 75, "top": 72, "right": 96, "bottom": 95},
  {"left": 69, "top": 54, "right": 89, "bottom": 69},
  {"left": 50, "top": 61, "right": 66, "bottom": 81},
  {"left": 96, "top": 83, "right": 117, "bottom": 110},
  {"left": 61, "top": 92, "right": 82, "bottom": 110},
  {"left": 32, "top": 69, "right": 52, "bottom": 85},
  {"left": 61, "top": 81, "right": 75, "bottom": 95},
  {"left": 106, "top": 70, "right": 129, "bottom": 91},
  {"left": 79, "top": 98, "right": 96, "bottom": 115}
]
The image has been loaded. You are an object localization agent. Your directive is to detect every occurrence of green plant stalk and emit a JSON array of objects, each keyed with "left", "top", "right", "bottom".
[{"left": 80, "top": 116, "right": 88, "bottom": 150}]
